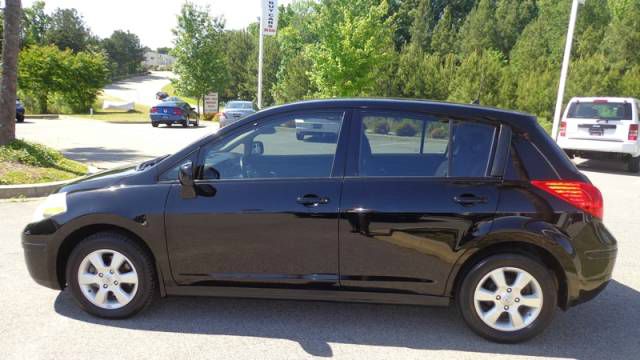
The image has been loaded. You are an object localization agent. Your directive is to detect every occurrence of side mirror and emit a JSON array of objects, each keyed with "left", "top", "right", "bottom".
[
  {"left": 179, "top": 162, "right": 196, "bottom": 199},
  {"left": 203, "top": 165, "right": 220, "bottom": 180},
  {"left": 251, "top": 141, "right": 264, "bottom": 155}
]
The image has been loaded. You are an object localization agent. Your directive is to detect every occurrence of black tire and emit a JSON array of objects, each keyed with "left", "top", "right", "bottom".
[
  {"left": 195, "top": 118, "right": 200, "bottom": 127},
  {"left": 628, "top": 156, "right": 640, "bottom": 173},
  {"left": 296, "top": 132, "right": 304, "bottom": 140},
  {"left": 166, "top": 123, "right": 172, "bottom": 127},
  {"left": 182, "top": 120, "right": 188, "bottom": 128},
  {"left": 152, "top": 123, "right": 159, "bottom": 128},
  {"left": 16, "top": 115, "right": 24, "bottom": 123},
  {"left": 66, "top": 232, "right": 156, "bottom": 319},
  {"left": 457, "top": 254, "right": 557, "bottom": 343}
]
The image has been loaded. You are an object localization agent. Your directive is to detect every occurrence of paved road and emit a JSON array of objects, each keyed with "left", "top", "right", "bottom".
[
  {"left": 103, "top": 71, "right": 175, "bottom": 107},
  {"left": 16, "top": 118, "right": 218, "bottom": 169}
]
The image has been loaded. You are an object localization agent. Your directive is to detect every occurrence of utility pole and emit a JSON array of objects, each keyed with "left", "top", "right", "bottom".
[
  {"left": 257, "top": 16, "right": 264, "bottom": 109},
  {"left": 551, "top": 0, "right": 585, "bottom": 141}
]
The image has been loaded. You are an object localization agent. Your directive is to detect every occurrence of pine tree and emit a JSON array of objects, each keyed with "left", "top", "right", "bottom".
[{"left": 457, "top": 0, "right": 498, "bottom": 56}]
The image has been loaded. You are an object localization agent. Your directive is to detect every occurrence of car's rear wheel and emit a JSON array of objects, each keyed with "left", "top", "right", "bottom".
[
  {"left": 296, "top": 132, "right": 304, "bottom": 140},
  {"left": 16, "top": 115, "right": 24, "bottom": 123},
  {"left": 628, "top": 156, "right": 640, "bottom": 173},
  {"left": 457, "top": 254, "right": 557, "bottom": 343},
  {"left": 152, "top": 123, "right": 158, "bottom": 128},
  {"left": 66, "top": 232, "right": 156, "bottom": 319}
]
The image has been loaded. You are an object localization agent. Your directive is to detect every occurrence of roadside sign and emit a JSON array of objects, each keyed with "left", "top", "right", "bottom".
[
  {"left": 204, "top": 92, "right": 219, "bottom": 113},
  {"left": 261, "top": 0, "right": 279, "bottom": 36}
]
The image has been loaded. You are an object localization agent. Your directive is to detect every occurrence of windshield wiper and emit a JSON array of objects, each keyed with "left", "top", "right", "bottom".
[{"left": 136, "top": 154, "right": 170, "bottom": 171}]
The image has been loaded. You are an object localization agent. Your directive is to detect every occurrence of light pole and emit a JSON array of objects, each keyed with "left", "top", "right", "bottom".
[
  {"left": 257, "top": 16, "right": 264, "bottom": 110},
  {"left": 551, "top": 0, "right": 585, "bottom": 140}
]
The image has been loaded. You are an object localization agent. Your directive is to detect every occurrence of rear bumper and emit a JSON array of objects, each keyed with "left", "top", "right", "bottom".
[
  {"left": 566, "top": 222, "right": 617, "bottom": 308},
  {"left": 558, "top": 138, "right": 640, "bottom": 157},
  {"left": 150, "top": 115, "right": 187, "bottom": 124}
]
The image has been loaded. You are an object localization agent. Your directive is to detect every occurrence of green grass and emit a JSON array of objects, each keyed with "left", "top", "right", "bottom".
[
  {"left": 66, "top": 94, "right": 151, "bottom": 123},
  {"left": 0, "top": 140, "right": 88, "bottom": 185},
  {"left": 161, "top": 83, "right": 199, "bottom": 106}
]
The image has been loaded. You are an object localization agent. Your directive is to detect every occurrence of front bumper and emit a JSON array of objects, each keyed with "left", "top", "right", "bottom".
[
  {"left": 22, "top": 220, "right": 62, "bottom": 290},
  {"left": 23, "top": 235, "right": 61, "bottom": 290}
]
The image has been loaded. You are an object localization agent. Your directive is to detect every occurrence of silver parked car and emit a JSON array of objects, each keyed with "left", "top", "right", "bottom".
[{"left": 219, "top": 101, "right": 257, "bottom": 127}]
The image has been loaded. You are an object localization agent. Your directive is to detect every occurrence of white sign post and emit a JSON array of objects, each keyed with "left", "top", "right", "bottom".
[
  {"left": 204, "top": 92, "right": 219, "bottom": 114},
  {"left": 258, "top": 0, "right": 279, "bottom": 109}
]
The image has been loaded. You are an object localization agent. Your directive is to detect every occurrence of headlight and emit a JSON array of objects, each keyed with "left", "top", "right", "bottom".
[{"left": 32, "top": 192, "right": 68, "bottom": 222}]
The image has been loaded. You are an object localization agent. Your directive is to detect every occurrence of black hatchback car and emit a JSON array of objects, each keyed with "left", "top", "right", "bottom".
[{"left": 23, "top": 99, "right": 617, "bottom": 343}]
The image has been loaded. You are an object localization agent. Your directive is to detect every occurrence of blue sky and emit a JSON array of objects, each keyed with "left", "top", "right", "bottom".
[{"left": 23, "top": 0, "right": 293, "bottom": 49}]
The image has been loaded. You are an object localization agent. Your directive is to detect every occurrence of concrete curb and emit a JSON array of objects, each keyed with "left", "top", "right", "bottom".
[
  {"left": 0, "top": 178, "right": 74, "bottom": 199},
  {"left": 0, "top": 166, "right": 99, "bottom": 199}
]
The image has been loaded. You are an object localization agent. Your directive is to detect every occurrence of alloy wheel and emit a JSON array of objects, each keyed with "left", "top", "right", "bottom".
[
  {"left": 77, "top": 249, "right": 139, "bottom": 309},
  {"left": 473, "top": 267, "right": 543, "bottom": 332}
]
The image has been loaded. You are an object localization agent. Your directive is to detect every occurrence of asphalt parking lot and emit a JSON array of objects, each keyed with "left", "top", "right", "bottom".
[{"left": 2, "top": 120, "right": 639, "bottom": 359}]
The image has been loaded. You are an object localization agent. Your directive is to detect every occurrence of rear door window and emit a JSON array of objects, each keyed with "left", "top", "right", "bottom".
[
  {"left": 450, "top": 122, "right": 497, "bottom": 177},
  {"left": 356, "top": 112, "right": 497, "bottom": 178}
]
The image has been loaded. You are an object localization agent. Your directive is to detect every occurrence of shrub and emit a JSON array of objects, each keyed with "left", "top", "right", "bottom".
[
  {"left": 394, "top": 121, "right": 418, "bottom": 137},
  {"left": 373, "top": 120, "right": 390, "bottom": 134},
  {"left": 429, "top": 126, "right": 448, "bottom": 139}
]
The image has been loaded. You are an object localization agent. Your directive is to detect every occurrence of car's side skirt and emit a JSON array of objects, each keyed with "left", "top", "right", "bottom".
[{"left": 165, "top": 286, "right": 451, "bottom": 306}]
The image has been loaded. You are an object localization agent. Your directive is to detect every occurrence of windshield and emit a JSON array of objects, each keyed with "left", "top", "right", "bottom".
[
  {"left": 568, "top": 102, "right": 632, "bottom": 120},
  {"left": 227, "top": 101, "right": 253, "bottom": 110}
]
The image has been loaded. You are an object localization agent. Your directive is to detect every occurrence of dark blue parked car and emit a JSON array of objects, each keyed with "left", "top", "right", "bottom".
[
  {"left": 150, "top": 97, "right": 199, "bottom": 128},
  {"left": 16, "top": 99, "right": 25, "bottom": 123}
]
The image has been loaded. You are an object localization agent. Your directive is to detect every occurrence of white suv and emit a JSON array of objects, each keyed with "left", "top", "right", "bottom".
[{"left": 557, "top": 97, "right": 640, "bottom": 172}]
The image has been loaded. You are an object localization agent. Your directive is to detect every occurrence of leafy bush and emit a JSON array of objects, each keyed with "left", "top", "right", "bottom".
[
  {"left": 373, "top": 120, "right": 390, "bottom": 134},
  {"left": 429, "top": 125, "right": 448, "bottom": 139},
  {"left": 18, "top": 45, "right": 109, "bottom": 114},
  {"left": 394, "top": 121, "right": 418, "bottom": 137}
]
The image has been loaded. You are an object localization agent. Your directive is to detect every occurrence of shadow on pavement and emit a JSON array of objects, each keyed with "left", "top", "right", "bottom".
[
  {"left": 54, "top": 280, "right": 639, "bottom": 359},
  {"left": 575, "top": 159, "right": 640, "bottom": 177},
  {"left": 62, "top": 147, "right": 153, "bottom": 164}
]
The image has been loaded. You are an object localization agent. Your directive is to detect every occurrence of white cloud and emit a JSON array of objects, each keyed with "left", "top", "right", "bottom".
[{"left": 23, "top": 0, "right": 293, "bottom": 49}]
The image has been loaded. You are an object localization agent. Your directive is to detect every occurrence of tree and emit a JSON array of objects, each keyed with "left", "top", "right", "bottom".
[
  {"left": 22, "top": 0, "right": 48, "bottom": 47},
  {"left": 494, "top": 0, "right": 537, "bottom": 57},
  {"left": 306, "top": 0, "right": 396, "bottom": 97},
  {"left": 221, "top": 29, "right": 256, "bottom": 101},
  {"left": 18, "top": 45, "right": 109, "bottom": 114},
  {"left": 0, "top": 0, "right": 22, "bottom": 146},
  {"left": 58, "top": 50, "right": 110, "bottom": 112},
  {"left": 448, "top": 50, "right": 505, "bottom": 106},
  {"left": 45, "top": 8, "right": 91, "bottom": 52},
  {"left": 600, "top": 0, "right": 640, "bottom": 69},
  {"left": 457, "top": 0, "right": 498, "bottom": 56},
  {"left": 171, "top": 2, "right": 228, "bottom": 114},
  {"left": 102, "top": 30, "right": 145, "bottom": 77},
  {"left": 430, "top": 6, "right": 457, "bottom": 56},
  {"left": 156, "top": 47, "right": 172, "bottom": 54}
]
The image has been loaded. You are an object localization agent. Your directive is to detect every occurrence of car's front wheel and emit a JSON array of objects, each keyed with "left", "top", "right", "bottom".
[
  {"left": 457, "top": 254, "right": 557, "bottom": 343},
  {"left": 66, "top": 232, "right": 156, "bottom": 319}
]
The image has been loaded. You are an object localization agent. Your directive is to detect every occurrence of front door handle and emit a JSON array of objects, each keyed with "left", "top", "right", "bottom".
[
  {"left": 296, "top": 194, "right": 329, "bottom": 207},
  {"left": 453, "top": 194, "right": 488, "bottom": 206}
]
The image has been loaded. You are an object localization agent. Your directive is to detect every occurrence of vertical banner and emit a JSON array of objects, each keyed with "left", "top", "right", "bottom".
[{"left": 261, "top": 0, "right": 279, "bottom": 36}]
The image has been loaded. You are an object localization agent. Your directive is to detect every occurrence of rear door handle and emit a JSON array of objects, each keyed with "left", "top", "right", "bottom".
[
  {"left": 453, "top": 194, "right": 488, "bottom": 206},
  {"left": 297, "top": 194, "right": 329, "bottom": 207}
]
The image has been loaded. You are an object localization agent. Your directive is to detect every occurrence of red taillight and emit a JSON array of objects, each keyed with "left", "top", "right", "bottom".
[
  {"left": 173, "top": 108, "right": 183, "bottom": 116},
  {"left": 531, "top": 180, "right": 603, "bottom": 219},
  {"left": 150, "top": 107, "right": 158, "bottom": 113},
  {"left": 559, "top": 121, "right": 567, "bottom": 137},
  {"left": 629, "top": 124, "right": 638, "bottom": 141}
]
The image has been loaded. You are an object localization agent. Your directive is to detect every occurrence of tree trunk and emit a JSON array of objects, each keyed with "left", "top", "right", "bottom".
[{"left": 0, "top": 0, "right": 22, "bottom": 146}]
